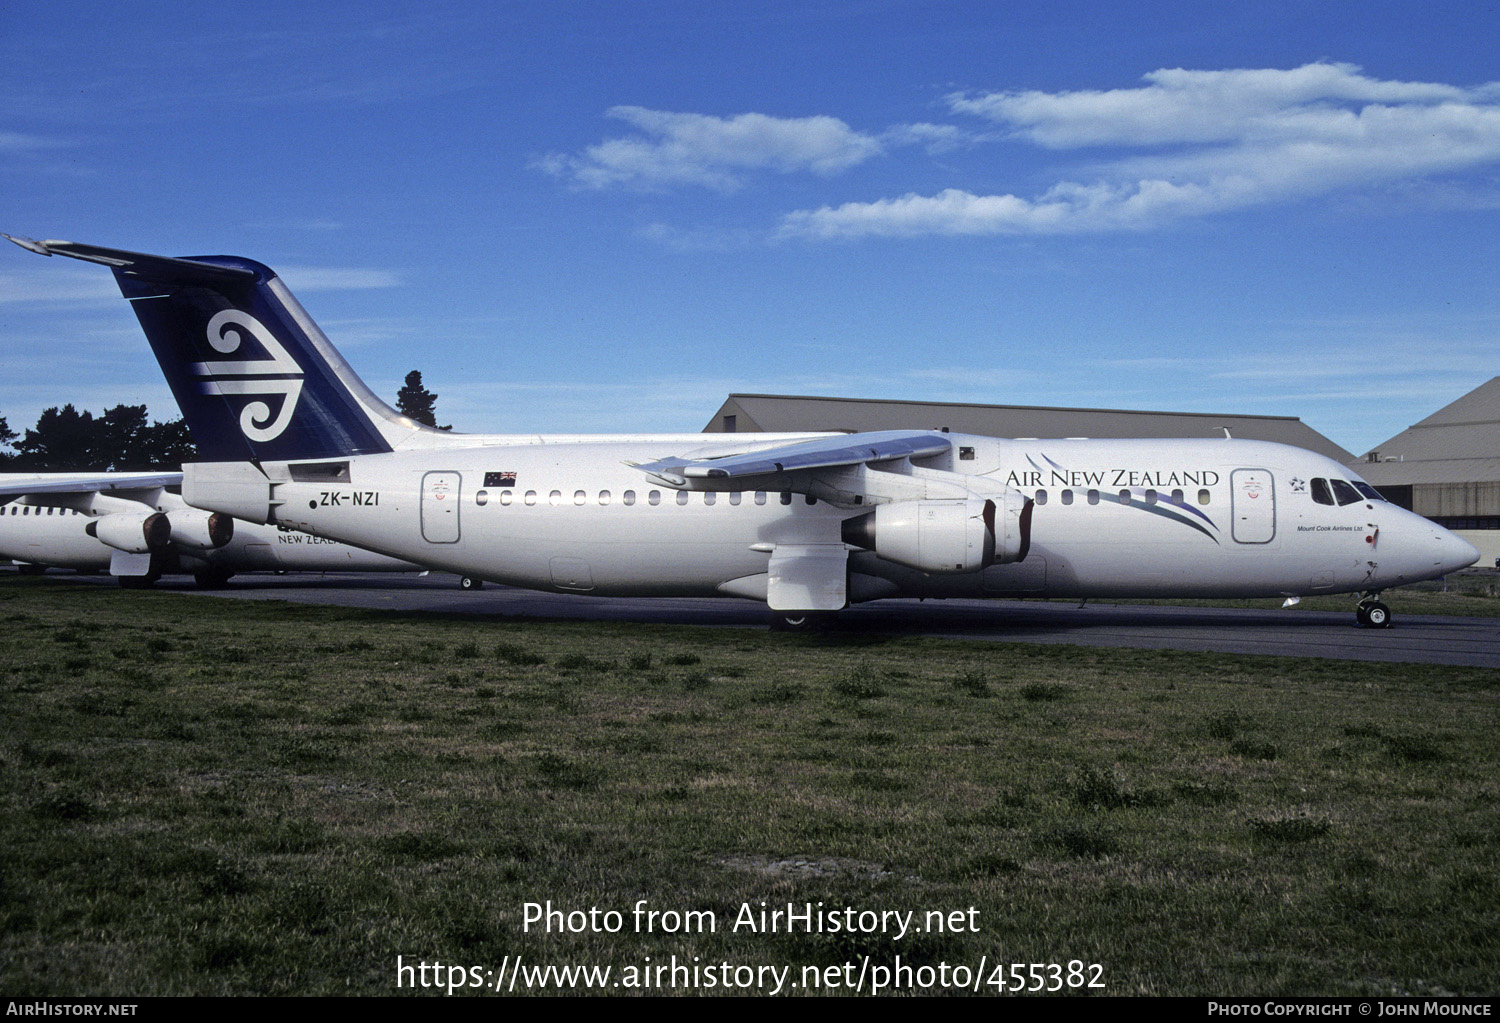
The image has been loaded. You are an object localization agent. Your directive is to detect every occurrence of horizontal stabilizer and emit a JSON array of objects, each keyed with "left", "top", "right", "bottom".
[{"left": 3, "top": 236, "right": 256, "bottom": 284}]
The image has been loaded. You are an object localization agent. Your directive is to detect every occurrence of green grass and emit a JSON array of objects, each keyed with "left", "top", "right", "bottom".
[{"left": 1, "top": 575, "right": 1497, "bottom": 996}]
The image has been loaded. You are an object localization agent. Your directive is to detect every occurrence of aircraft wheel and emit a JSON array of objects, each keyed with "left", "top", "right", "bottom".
[
  {"left": 770, "top": 611, "right": 834, "bottom": 632},
  {"left": 459, "top": 575, "right": 483, "bottom": 591},
  {"left": 1361, "top": 601, "right": 1392, "bottom": 629},
  {"left": 194, "top": 568, "right": 234, "bottom": 589}
]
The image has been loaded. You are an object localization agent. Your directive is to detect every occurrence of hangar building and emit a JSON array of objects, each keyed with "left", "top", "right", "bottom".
[
  {"left": 703, "top": 394, "right": 1353, "bottom": 461},
  {"left": 1349, "top": 377, "right": 1500, "bottom": 564}
]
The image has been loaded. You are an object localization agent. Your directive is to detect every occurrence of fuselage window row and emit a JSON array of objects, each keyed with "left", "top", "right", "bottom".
[
  {"left": 477, "top": 490, "right": 788, "bottom": 508},
  {"left": 1034, "top": 488, "right": 1209, "bottom": 507}
]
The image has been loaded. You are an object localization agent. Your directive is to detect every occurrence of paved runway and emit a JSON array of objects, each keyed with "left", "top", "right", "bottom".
[{"left": 126, "top": 571, "right": 1500, "bottom": 668}]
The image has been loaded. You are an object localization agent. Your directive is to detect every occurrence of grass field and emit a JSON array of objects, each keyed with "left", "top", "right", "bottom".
[{"left": 1, "top": 575, "right": 1496, "bottom": 996}]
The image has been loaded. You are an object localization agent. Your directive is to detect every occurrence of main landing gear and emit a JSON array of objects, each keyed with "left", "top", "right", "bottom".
[
  {"left": 1355, "top": 593, "right": 1392, "bottom": 629},
  {"left": 459, "top": 575, "right": 483, "bottom": 591}
]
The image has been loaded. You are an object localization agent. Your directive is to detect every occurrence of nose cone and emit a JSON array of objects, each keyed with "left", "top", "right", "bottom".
[{"left": 1436, "top": 527, "right": 1481, "bottom": 576}]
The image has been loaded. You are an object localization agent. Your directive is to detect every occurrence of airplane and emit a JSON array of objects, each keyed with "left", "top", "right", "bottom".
[
  {"left": 5, "top": 235, "right": 1479, "bottom": 629},
  {"left": 0, "top": 471, "right": 419, "bottom": 586}
]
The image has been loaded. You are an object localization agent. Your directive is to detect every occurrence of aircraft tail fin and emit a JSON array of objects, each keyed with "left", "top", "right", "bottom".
[{"left": 6, "top": 235, "right": 432, "bottom": 463}]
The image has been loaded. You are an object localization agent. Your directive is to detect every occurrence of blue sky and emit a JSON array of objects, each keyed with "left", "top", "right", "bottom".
[{"left": 3, "top": 0, "right": 1499, "bottom": 455}]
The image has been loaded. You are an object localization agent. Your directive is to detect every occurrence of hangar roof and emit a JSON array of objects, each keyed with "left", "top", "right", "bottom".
[
  {"left": 1350, "top": 377, "right": 1500, "bottom": 485},
  {"left": 705, "top": 394, "right": 1354, "bottom": 462}
]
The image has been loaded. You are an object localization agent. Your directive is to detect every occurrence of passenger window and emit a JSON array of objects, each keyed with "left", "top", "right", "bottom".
[
  {"left": 475, "top": 490, "right": 489, "bottom": 507},
  {"left": 1310, "top": 478, "right": 1334, "bottom": 505},
  {"left": 649, "top": 491, "right": 661, "bottom": 506},
  {"left": 549, "top": 491, "right": 563, "bottom": 506},
  {"left": 729, "top": 492, "right": 741, "bottom": 506},
  {"left": 1331, "top": 479, "right": 1362, "bottom": 506},
  {"left": 1171, "top": 489, "right": 1184, "bottom": 504},
  {"left": 1198, "top": 489, "right": 1211, "bottom": 505},
  {"left": 1087, "top": 489, "right": 1100, "bottom": 505},
  {"left": 704, "top": 492, "right": 716, "bottom": 506},
  {"left": 599, "top": 490, "right": 611, "bottom": 505},
  {"left": 676, "top": 491, "right": 689, "bottom": 506},
  {"left": 1061, "top": 489, "right": 1073, "bottom": 506},
  {"left": 780, "top": 492, "right": 792, "bottom": 505},
  {"left": 1145, "top": 489, "right": 1158, "bottom": 504},
  {"left": 573, "top": 490, "right": 586, "bottom": 505},
  {"left": 499, "top": 490, "right": 513, "bottom": 506},
  {"left": 754, "top": 492, "right": 766, "bottom": 505},
  {"left": 1034, "top": 490, "right": 1047, "bottom": 505},
  {"left": 623, "top": 490, "right": 636, "bottom": 506},
  {"left": 525, "top": 491, "right": 537, "bottom": 506},
  {"left": 805, "top": 494, "right": 816, "bottom": 505},
  {"left": 1118, "top": 490, "right": 1131, "bottom": 505}
]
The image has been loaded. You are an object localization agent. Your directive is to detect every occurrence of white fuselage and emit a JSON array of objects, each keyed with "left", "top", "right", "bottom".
[
  {"left": 230, "top": 432, "right": 1476, "bottom": 602},
  {"left": 0, "top": 488, "right": 417, "bottom": 575}
]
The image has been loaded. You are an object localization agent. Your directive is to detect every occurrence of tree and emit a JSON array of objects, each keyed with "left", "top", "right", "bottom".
[
  {"left": 0, "top": 413, "right": 15, "bottom": 467},
  {"left": 395, "top": 370, "right": 450, "bottom": 430},
  {"left": 8, "top": 403, "right": 196, "bottom": 471},
  {"left": 13, "top": 404, "right": 96, "bottom": 471}
]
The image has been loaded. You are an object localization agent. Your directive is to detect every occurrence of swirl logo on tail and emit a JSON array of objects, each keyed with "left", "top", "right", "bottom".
[{"left": 192, "top": 309, "right": 304, "bottom": 442}]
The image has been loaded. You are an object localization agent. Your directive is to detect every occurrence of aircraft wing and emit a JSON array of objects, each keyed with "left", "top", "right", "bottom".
[
  {"left": 0, "top": 472, "right": 183, "bottom": 502},
  {"left": 635, "top": 430, "right": 952, "bottom": 484}
]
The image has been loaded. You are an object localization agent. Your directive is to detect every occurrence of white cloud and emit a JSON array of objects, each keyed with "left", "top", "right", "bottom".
[
  {"left": 782, "top": 63, "right": 1500, "bottom": 238},
  {"left": 273, "top": 266, "right": 400, "bottom": 291},
  {"left": 0, "top": 130, "right": 71, "bottom": 154},
  {"left": 546, "top": 106, "right": 885, "bottom": 191},
  {"left": 0, "top": 267, "right": 121, "bottom": 304}
]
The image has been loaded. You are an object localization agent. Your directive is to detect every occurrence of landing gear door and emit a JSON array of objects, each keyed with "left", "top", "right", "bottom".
[
  {"left": 1231, "top": 469, "right": 1275, "bottom": 544},
  {"left": 421, "top": 471, "right": 461, "bottom": 543}
]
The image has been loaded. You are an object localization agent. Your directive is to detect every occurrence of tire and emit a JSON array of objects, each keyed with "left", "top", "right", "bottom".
[
  {"left": 459, "top": 575, "right": 482, "bottom": 591},
  {"left": 1364, "top": 601, "right": 1391, "bottom": 628},
  {"left": 194, "top": 568, "right": 234, "bottom": 589},
  {"left": 770, "top": 611, "right": 833, "bottom": 632}
]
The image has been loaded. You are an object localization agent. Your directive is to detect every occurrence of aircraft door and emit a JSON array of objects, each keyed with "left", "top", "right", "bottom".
[
  {"left": 421, "top": 471, "right": 461, "bottom": 543},
  {"left": 1231, "top": 469, "right": 1275, "bottom": 544}
]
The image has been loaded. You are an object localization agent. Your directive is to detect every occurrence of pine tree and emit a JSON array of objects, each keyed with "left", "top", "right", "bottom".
[{"left": 395, "top": 370, "right": 450, "bottom": 429}]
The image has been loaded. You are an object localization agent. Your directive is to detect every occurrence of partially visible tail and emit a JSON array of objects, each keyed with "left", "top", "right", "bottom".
[{"left": 6, "top": 236, "right": 431, "bottom": 462}]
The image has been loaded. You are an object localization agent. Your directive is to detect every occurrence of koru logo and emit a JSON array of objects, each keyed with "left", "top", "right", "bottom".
[{"left": 191, "top": 309, "right": 305, "bottom": 442}]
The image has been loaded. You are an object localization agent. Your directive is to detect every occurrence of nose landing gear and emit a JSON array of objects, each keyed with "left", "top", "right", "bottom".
[{"left": 1355, "top": 593, "right": 1392, "bottom": 628}]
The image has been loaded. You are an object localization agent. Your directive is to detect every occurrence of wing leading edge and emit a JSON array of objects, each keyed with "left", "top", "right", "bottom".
[
  {"left": 635, "top": 430, "right": 952, "bottom": 485},
  {"left": 0, "top": 472, "right": 184, "bottom": 502}
]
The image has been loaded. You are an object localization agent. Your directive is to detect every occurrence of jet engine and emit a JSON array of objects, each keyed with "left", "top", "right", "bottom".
[
  {"left": 841, "top": 496, "right": 1031, "bottom": 574},
  {"left": 86, "top": 510, "right": 172, "bottom": 554},
  {"left": 164, "top": 508, "right": 234, "bottom": 550}
]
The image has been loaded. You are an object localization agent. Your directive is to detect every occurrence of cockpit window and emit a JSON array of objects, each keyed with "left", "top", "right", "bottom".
[
  {"left": 1310, "top": 478, "right": 1334, "bottom": 505},
  {"left": 1330, "top": 479, "right": 1362, "bottom": 506},
  {"left": 1352, "top": 482, "right": 1384, "bottom": 502}
]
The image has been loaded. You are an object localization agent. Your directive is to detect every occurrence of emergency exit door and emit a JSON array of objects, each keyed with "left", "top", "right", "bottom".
[
  {"left": 421, "top": 471, "right": 461, "bottom": 543},
  {"left": 1231, "top": 469, "right": 1275, "bottom": 544}
]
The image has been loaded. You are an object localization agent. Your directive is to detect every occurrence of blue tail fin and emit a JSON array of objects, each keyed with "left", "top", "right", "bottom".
[{"left": 6, "top": 236, "right": 416, "bottom": 462}]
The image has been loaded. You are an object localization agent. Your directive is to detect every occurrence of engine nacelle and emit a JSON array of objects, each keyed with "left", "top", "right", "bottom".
[
  {"left": 87, "top": 510, "right": 171, "bottom": 554},
  {"left": 165, "top": 508, "right": 234, "bottom": 550},
  {"left": 843, "top": 496, "right": 1032, "bottom": 574}
]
